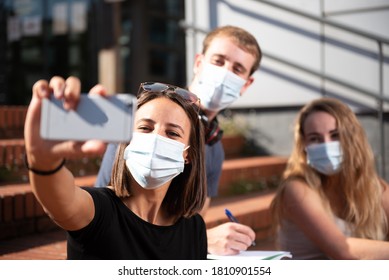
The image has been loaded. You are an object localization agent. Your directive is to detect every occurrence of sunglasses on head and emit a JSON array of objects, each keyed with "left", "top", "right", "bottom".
[{"left": 138, "top": 82, "right": 200, "bottom": 108}]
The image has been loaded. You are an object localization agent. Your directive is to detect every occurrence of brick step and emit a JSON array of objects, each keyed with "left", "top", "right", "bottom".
[
  {"left": 0, "top": 139, "right": 102, "bottom": 185},
  {"left": 218, "top": 156, "right": 287, "bottom": 196},
  {"left": 204, "top": 190, "right": 276, "bottom": 243},
  {"left": 0, "top": 156, "right": 286, "bottom": 241},
  {"left": 0, "top": 190, "right": 276, "bottom": 259},
  {"left": 0, "top": 106, "right": 27, "bottom": 139},
  {"left": 0, "top": 176, "right": 97, "bottom": 240},
  {"left": 0, "top": 230, "right": 67, "bottom": 260},
  {"left": 0, "top": 137, "right": 287, "bottom": 185}
]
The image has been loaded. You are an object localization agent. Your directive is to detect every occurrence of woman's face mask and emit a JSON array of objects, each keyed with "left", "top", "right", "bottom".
[
  {"left": 124, "top": 132, "right": 189, "bottom": 189},
  {"left": 191, "top": 62, "right": 246, "bottom": 111},
  {"left": 305, "top": 141, "right": 343, "bottom": 175}
]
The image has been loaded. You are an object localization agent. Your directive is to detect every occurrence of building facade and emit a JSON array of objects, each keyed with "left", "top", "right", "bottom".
[{"left": 1, "top": 0, "right": 186, "bottom": 105}]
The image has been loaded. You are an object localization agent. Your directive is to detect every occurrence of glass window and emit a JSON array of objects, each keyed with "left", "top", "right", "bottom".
[
  {"left": 120, "top": 0, "right": 186, "bottom": 94},
  {"left": 2, "top": 0, "right": 186, "bottom": 105},
  {"left": 147, "top": 0, "right": 184, "bottom": 17},
  {"left": 146, "top": 0, "right": 186, "bottom": 86},
  {"left": 2, "top": 0, "right": 97, "bottom": 105}
]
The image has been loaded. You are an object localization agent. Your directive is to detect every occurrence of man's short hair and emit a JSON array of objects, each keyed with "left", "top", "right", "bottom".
[{"left": 202, "top": 25, "right": 262, "bottom": 76}]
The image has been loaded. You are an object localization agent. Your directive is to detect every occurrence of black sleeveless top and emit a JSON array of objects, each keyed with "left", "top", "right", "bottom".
[{"left": 67, "top": 187, "right": 207, "bottom": 259}]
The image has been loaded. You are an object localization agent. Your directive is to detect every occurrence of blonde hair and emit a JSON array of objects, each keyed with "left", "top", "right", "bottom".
[
  {"left": 202, "top": 25, "right": 262, "bottom": 75},
  {"left": 271, "top": 98, "right": 388, "bottom": 240}
]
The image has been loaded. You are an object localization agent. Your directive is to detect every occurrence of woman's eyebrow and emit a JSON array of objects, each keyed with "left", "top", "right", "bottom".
[
  {"left": 136, "top": 118, "right": 155, "bottom": 125},
  {"left": 305, "top": 131, "right": 320, "bottom": 136},
  {"left": 167, "top": 122, "right": 185, "bottom": 134}
]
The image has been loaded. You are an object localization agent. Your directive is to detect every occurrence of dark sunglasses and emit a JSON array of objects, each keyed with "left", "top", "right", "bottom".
[{"left": 138, "top": 82, "right": 200, "bottom": 109}]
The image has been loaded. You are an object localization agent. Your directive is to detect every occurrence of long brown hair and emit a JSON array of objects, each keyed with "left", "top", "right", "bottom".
[
  {"left": 271, "top": 98, "right": 388, "bottom": 239},
  {"left": 109, "top": 90, "right": 206, "bottom": 218}
]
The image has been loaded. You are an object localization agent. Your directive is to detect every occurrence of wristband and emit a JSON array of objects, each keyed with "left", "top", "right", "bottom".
[{"left": 24, "top": 154, "right": 66, "bottom": 176}]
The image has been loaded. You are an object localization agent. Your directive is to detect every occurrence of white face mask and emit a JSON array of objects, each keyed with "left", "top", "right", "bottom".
[
  {"left": 124, "top": 132, "right": 188, "bottom": 189},
  {"left": 191, "top": 62, "right": 246, "bottom": 111},
  {"left": 306, "top": 141, "right": 343, "bottom": 175}
]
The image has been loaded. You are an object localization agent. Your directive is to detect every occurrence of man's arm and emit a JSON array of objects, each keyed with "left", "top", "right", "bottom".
[{"left": 94, "top": 143, "right": 118, "bottom": 187}]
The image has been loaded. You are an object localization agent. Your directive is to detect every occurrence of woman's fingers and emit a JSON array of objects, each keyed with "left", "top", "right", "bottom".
[
  {"left": 48, "top": 76, "right": 81, "bottom": 110},
  {"left": 49, "top": 76, "right": 66, "bottom": 99},
  {"left": 26, "top": 80, "right": 57, "bottom": 167},
  {"left": 89, "top": 84, "right": 109, "bottom": 97},
  {"left": 32, "top": 79, "right": 50, "bottom": 99},
  {"left": 33, "top": 76, "right": 81, "bottom": 106},
  {"left": 29, "top": 80, "right": 50, "bottom": 141},
  {"left": 63, "top": 76, "right": 81, "bottom": 110},
  {"left": 50, "top": 140, "right": 106, "bottom": 159},
  {"left": 81, "top": 140, "right": 107, "bottom": 155}
]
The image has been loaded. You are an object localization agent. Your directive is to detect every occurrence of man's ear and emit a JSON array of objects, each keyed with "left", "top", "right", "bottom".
[
  {"left": 193, "top": 53, "right": 204, "bottom": 75},
  {"left": 240, "top": 76, "right": 254, "bottom": 96}
]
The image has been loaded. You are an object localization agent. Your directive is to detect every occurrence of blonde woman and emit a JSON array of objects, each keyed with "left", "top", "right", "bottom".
[{"left": 270, "top": 98, "right": 389, "bottom": 259}]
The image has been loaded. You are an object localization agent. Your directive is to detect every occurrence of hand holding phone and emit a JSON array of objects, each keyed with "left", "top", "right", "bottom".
[{"left": 40, "top": 94, "right": 136, "bottom": 142}]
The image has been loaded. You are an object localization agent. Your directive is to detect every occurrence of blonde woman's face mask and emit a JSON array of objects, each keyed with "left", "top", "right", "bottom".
[
  {"left": 303, "top": 111, "right": 342, "bottom": 175},
  {"left": 305, "top": 141, "right": 343, "bottom": 175}
]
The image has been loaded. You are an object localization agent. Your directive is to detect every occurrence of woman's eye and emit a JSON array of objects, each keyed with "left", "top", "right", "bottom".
[
  {"left": 167, "top": 131, "right": 180, "bottom": 138},
  {"left": 331, "top": 132, "right": 340, "bottom": 140},
  {"left": 307, "top": 136, "right": 320, "bottom": 143},
  {"left": 137, "top": 126, "right": 151, "bottom": 132}
]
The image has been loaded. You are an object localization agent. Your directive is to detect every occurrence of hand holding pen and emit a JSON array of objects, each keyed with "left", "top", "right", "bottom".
[{"left": 225, "top": 208, "right": 256, "bottom": 246}]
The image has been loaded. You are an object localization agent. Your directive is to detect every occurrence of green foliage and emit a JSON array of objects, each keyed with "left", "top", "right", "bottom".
[
  {"left": 0, "top": 166, "right": 28, "bottom": 184},
  {"left": 218, "top": 115, "right": 250, "bottom": 137},
  {"left": 228, "top": 176, "right": 281, "bottom": 196}
]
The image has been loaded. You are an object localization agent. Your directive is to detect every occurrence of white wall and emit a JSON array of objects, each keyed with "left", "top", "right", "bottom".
[{"left": 184, "top": 0, "right": 389, "bottom": 110}]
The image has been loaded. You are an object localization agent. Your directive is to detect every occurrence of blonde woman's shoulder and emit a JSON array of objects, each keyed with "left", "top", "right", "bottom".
[{"left": 282, "top": 177, "right": 321, "bottom": 210}]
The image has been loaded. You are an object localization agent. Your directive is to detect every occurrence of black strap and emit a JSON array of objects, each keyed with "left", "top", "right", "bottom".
[
  {"left": 200, "top": 111, "right": 224, "bottom": 146},
  {"left": 25, "top": 154, "right": 66, "bottom": 176}
]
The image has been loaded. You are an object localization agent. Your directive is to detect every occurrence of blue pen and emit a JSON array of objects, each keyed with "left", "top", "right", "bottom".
[
  {"left": 225, "top": 208, "right": 256, "bottom": 246},
  {"left": 225, "top": 208, "right": 239, "bottom": 223}
]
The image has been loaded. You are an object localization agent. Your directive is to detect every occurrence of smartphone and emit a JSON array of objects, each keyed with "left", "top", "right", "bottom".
[{"left": 40, "top": 94, "right": 137, "bottom": 142}]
